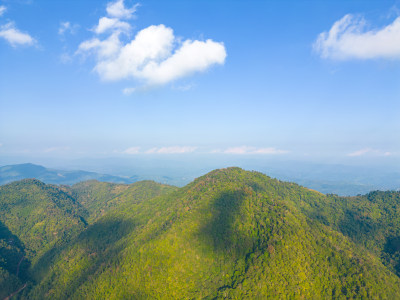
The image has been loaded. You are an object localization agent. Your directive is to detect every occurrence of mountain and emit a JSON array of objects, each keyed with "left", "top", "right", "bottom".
[
  {"left": 0, "top": 163, "right": 138, "bottom": 186},
  {"left": 1, "top": 168, "right": 400, "bottom": 298},
  {"left": 12, "top": 168, "right": 400, "bottom": 298}
]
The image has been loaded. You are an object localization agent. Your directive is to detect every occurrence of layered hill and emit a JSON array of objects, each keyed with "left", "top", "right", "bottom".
[
  {"left": 0, "top": 163, "right": 138, "bottom": 186},
  {"left": 17, "top": 168, "right": 400, "bottom": 299}
]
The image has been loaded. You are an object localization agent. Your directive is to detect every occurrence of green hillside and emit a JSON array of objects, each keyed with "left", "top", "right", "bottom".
[
  {"left": 0, "top": 179, "right": 89, "bottom": 298},
  {"left": 0, "top": 179, "right": 88, "bottom": 260},
  {"left": 0, "top": 178, "right": 177, "bottom": 299},
  {"left": 21, "top": 168, "right": 400, "bottom": 299},
  {"left": 70, "top": 180, "right": 177, "bottom": 223}
]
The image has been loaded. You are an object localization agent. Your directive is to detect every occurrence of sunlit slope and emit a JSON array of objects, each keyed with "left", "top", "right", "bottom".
[
  {"left": 70, "top": 180, "right": 178, "bottom": 223},
  {"left": 30, "top": 168, "right": 400, "bottom": 299}
]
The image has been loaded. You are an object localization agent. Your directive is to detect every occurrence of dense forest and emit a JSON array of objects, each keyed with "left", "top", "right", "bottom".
[{"left": 1, "top": 168, "right": 400, "bottom": 299}]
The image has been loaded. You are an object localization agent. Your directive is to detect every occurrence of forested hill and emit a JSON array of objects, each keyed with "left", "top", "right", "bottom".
[{"left": 1, "top": 168, "right": 400, "bottom": 299}]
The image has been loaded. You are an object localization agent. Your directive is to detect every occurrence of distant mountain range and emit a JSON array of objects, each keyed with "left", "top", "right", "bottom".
[
  {"left": 0, "top": 163, "right": 138, "bottom": 186},
  {"left": 1, "top": 162, "right": 399, "bottom": 196}
]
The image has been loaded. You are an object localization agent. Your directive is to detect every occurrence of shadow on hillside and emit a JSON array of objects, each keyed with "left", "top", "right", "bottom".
[
  {"left": 31, "top": 218, "right": 135, "bottom": 296},
  {"left": 0, "top": 221, "right": 30, "bottom": 281},
  {"left": 384, "top": 236, "right": 400, "bottom": 276},
  {"left": 198, "top": 190, "right": 256, "bottom": 257}
]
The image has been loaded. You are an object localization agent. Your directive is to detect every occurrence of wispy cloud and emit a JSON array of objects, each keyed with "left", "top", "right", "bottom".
[
  {"left": 0, "top": 5, "right": 6, "bottom": 17},
  {"left": 58, "top": 21, "right": 79, "bottom": 35},
  {"left": 93, "top": 17, "right": 131, "bottom": 34},
  {"left": 314, "top": 14, "right": 400, "bottom": 60},
  {"left": 122, "top": 146, "right": 140, "bottom": 154},
  {"left": 146, "top": 146, "right": 197, "bottom": 154},
  {"left": 106, "top": 0, "right": 139, "bottom": 19},
  {"left": 44, "top": 146, "right": 70, "bottom": 153},
  {"left": 172, "top": 83, "right": 195, "bottom": 92},
  {"left": 347, "top": 148, "right": 392, "bottom": 157},
  {"left": 213, "top": 146, "right": 289, "bottom": 155},
  {"left": 0, "top": 22, "right": 35, "bottom": 47},
  {"left": 76, "top": 0, "right": 226, "bottom": 88},
  {"left": 122, "top": 87, "right": 136, "bottom": 95}
]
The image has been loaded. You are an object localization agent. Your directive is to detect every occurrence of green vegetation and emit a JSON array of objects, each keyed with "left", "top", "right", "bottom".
[
  {"left": 0, "top": 179, "right": 87, "bottom": 260},
  {"left": 70, "top": 180, "right": 177, "bottom": 223},
  {"left": 1, "top": 168, "right": 400, "bottom": 299}
]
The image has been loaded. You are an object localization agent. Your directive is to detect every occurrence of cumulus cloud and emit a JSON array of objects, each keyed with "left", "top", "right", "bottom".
[
  {"left": 146, "top": 146, "right": 197, "bottom": 154},
  {"left": 215, "top": 146, "right": 289, "bottom": 155},
  {"left": 0, "top": 5, "right": 6, "bottom": 16},
  {"left": 314, "top": 14, "right": 400, "bottom": 60},
  {"left": 347, "top": 148, "right": 392, "bottom": 157},
  {"left": 122, "top": 146, "right": 140, "bottom": 154},
  {"left": 0, "top": 22, "right": 35, "bottom": 47},
  {"left": 77, "top": 0, "right": 226, "bottom": 87}
]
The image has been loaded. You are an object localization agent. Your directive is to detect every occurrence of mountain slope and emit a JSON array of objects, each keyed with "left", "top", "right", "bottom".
[
  {"left": 69, "top": 180, "right": 177, "bottom": 223},
  {"left": 27, "top": 168, "right": 400, "bottom": 299},
  {"left": 0, "top": 179, "right": 88, "bottom": 260},
  {"left": 0, "top": 178, "right": 177, "bottom": 298},
  {"left": 0, "top": 179, "right": 89, "bottom": 298}
]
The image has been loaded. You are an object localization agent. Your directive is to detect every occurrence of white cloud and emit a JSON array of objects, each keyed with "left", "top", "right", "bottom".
[
  {"left": 78, "top": 32, "right": 122, "bottom": 59},
  {"left": 76, "top": 0, "right": 226, "bottom": 87},
  {"left": 314, "top": 14, "right": 400, "bottom": 60},
  {"left": 106, "top": 0, "right": 138, "bottom": 19},
  {"left": 218, "top": 146, "right": 289, "bottom": 155},
  {"left": 87, "top": 25, "right": 226, "bottom": 84},
  {"left": 0, "top": 22, "right": 35, "bottom": 47},
  {"left": 139, "top": 38, "right": 226, "bottom": 85},
  {"left": 94, "top": 17, "right": 131, "bottom": 34},
  {"left": 122, "top": 146, "right": 140, "bottom": 154},
  {"left": 0, "top": 5, "right": 6, "bottom": 17},
  {"left": 146, "top": 146, "right": 197, "bottom": 154},
  {"left": 347, "top": 148, "right": 392, "bottom": 157}
]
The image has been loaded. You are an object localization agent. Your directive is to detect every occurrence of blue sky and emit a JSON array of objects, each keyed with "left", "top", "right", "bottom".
[{"left": 0, "top": 0, "right": 399, "bottom": 167}]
